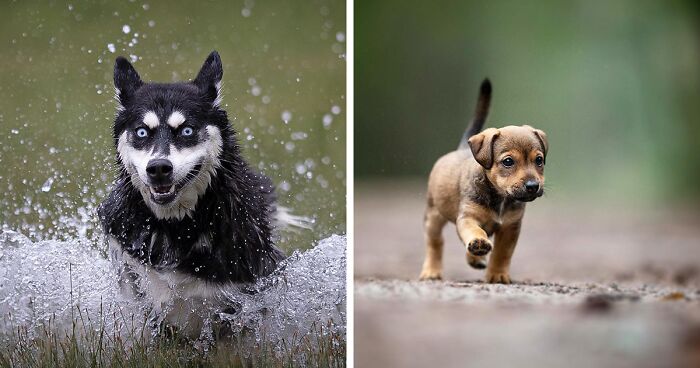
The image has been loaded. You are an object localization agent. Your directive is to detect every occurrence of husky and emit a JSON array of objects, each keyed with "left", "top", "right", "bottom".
[{"left": 98, "top": 51, "right": 295, "bottom": 334}]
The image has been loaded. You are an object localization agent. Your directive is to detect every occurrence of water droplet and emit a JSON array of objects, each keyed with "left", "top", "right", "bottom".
[
  {"left": 279, "top": 181, "right": 291, "bottom": 191},
  {"left": 281, "top": 110, "right": 292, "bottom": 123},
  {"left": 323, "top": 114, "right": 333, "bottom": 127},
  {"left": 41, "top": 177, "right": 54, "bottom": 192}
]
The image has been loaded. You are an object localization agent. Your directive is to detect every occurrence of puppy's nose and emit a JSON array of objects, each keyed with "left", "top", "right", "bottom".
[
  {"left": 524, "top": 181, "right": 539, "bottom": 194},
  {"left": 146, "top": 159, "right": 173, "bottom": 181}
]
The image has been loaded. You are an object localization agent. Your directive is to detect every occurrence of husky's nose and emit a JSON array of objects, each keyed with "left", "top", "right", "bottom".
[{"left": 146, "top": 159, "right": 173, "bottom": 182}]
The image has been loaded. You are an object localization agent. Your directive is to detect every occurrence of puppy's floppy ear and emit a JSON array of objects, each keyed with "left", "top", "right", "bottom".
[
  {"left": 193, "top": 50, "right": 224, "bottom": 107},
  {"left": 114, "top": 57, "right": 143, "bottom": 109},
  {"left": 468, "top": 128, "right": 500, "bottom": 168},
  {"left": 524, "top": 125, "right": 549, "bottom": 158}
]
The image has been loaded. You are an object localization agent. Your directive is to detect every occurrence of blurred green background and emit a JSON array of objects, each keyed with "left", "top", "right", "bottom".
[
  {"left": 0, "top": 0, "right": 346, "bottom": 250},
  {"left": 356, "top": 0, "right": 700, "bottom": 204}
]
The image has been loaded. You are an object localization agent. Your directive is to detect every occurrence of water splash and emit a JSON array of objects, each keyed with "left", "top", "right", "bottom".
[
  {"left": 0, "top": 229, "right": 346, "bottom": 351},
  {"left": 0, "top": 230, "right": 120, "bottom": 333},
  {"left": 212, "top": 234, "right": 346, "bottom": 348}
]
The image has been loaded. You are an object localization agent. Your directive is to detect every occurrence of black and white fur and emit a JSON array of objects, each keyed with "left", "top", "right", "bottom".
[{"left": 98, "top": 51, "right": 289, "bottom": 331}]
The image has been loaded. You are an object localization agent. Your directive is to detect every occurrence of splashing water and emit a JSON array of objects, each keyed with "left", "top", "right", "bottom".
[
  {"left": 218, "top": 234, "right": 346, "bottom": 345},
  {"left": 0, "top": 229, "right": 346, "bottom": 352},
  {"left": 0, "top": 230, "right": 122, "bottom": 333}
]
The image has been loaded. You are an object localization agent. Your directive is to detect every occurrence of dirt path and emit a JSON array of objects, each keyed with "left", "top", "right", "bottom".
[{"left": 355, "top": 181, "right": 700, "bottom": 368}]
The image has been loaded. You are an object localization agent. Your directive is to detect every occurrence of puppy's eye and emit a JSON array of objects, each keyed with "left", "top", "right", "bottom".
[
  {"left": 535, "top": 156, "right": 544, "bottom": 167},
  {"left": 135, "top": 127, "right": 149, "bottom": 138},
  {"left": 181, "top": 127, "right": 194, "bottom": 136},
  {"left": 501, "top": 157, "right": 515, "bottom": 168}
]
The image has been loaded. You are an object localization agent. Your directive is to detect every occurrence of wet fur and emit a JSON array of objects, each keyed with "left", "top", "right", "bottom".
[
  {"left": 99, "top": 51, "right": 285, "bottom": 288},
  {"left": 419, "top": 79, "right": 548, "bottom": 284}
]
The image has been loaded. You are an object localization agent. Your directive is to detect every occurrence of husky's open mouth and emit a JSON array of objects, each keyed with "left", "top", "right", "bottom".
[
  {"left": 146, "top": 163, "right": 204, "bottom": 206},
  {"left": 149, "top": 184, "right": 177, "bottom": 204}
]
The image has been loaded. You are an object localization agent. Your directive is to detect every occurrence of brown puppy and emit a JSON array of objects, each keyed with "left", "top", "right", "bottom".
[{"left": 419, "top": 79, "right": 548, "bottom": 284}]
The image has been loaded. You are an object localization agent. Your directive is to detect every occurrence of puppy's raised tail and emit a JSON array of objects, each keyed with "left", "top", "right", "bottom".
[{"left": 458, "top": 78, "right": 492, "bottom": 149}]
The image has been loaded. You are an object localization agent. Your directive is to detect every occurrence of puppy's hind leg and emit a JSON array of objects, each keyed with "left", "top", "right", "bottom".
[{"left": 419, "top": 205, "right": 447, "bottom": 281}]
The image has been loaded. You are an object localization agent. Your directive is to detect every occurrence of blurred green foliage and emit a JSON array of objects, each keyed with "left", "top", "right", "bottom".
[
  {"left": 0, "top": 1, "right": 346, "bottom": 249},
  {"left": 356, "top": 0, "right": 700, "bottom": 203}
]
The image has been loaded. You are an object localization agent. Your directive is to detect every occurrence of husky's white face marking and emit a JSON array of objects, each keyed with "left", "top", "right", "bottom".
[
  {"left": 167, "top": 111, "right": 186, "bottom": 128},
  {"left": 117, "top": 125, "right": 223, "bottom": 220},
  {"left": 143, "top": 111, "right": 160, "bottom": 129}
]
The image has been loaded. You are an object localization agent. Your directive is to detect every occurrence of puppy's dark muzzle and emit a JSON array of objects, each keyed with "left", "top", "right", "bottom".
[
  {"left": 514, "top": 181, "right": 544, "bottom": 202},
  {"left": 524, "top": 181, "right": 539, "bottom": 194}
]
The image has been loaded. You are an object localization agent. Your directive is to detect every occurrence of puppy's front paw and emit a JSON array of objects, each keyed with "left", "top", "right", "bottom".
[
  {"left": 485, "top": 271, "right": 511, "bottom": 284},
  {"left": 466, "top": 253, "right": 487, "bottom": 269},
  {"left": 419, "top": 268, "right": 442, "bottom": 281},
  {"left": 467, "top": 238, "right": 492, "bottom": 257}
]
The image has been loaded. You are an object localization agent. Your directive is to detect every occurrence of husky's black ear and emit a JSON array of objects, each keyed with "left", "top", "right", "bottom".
[
  {"left": 193, "top": 51, "right": 223, "bottom": 107},
  {"left": 114, "top": 57, "right": 143, "bottom": 109}
]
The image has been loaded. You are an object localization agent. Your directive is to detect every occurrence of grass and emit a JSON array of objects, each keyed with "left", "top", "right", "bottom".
[{"left": 0, "top": 307, "right": 346, "bottom": 368}]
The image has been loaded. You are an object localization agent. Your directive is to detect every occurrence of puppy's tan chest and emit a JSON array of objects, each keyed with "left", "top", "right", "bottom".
[{"left": 482, "top": 207, "right": 524, "bottom": 236}]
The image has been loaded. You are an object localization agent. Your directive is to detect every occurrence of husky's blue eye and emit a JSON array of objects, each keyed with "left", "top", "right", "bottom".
[
  {"left": 181, "top": 127, "right": 194, "bottom": 136},
  {"left": 136, "top": 128, "right": 148, "bottom": 138}
]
